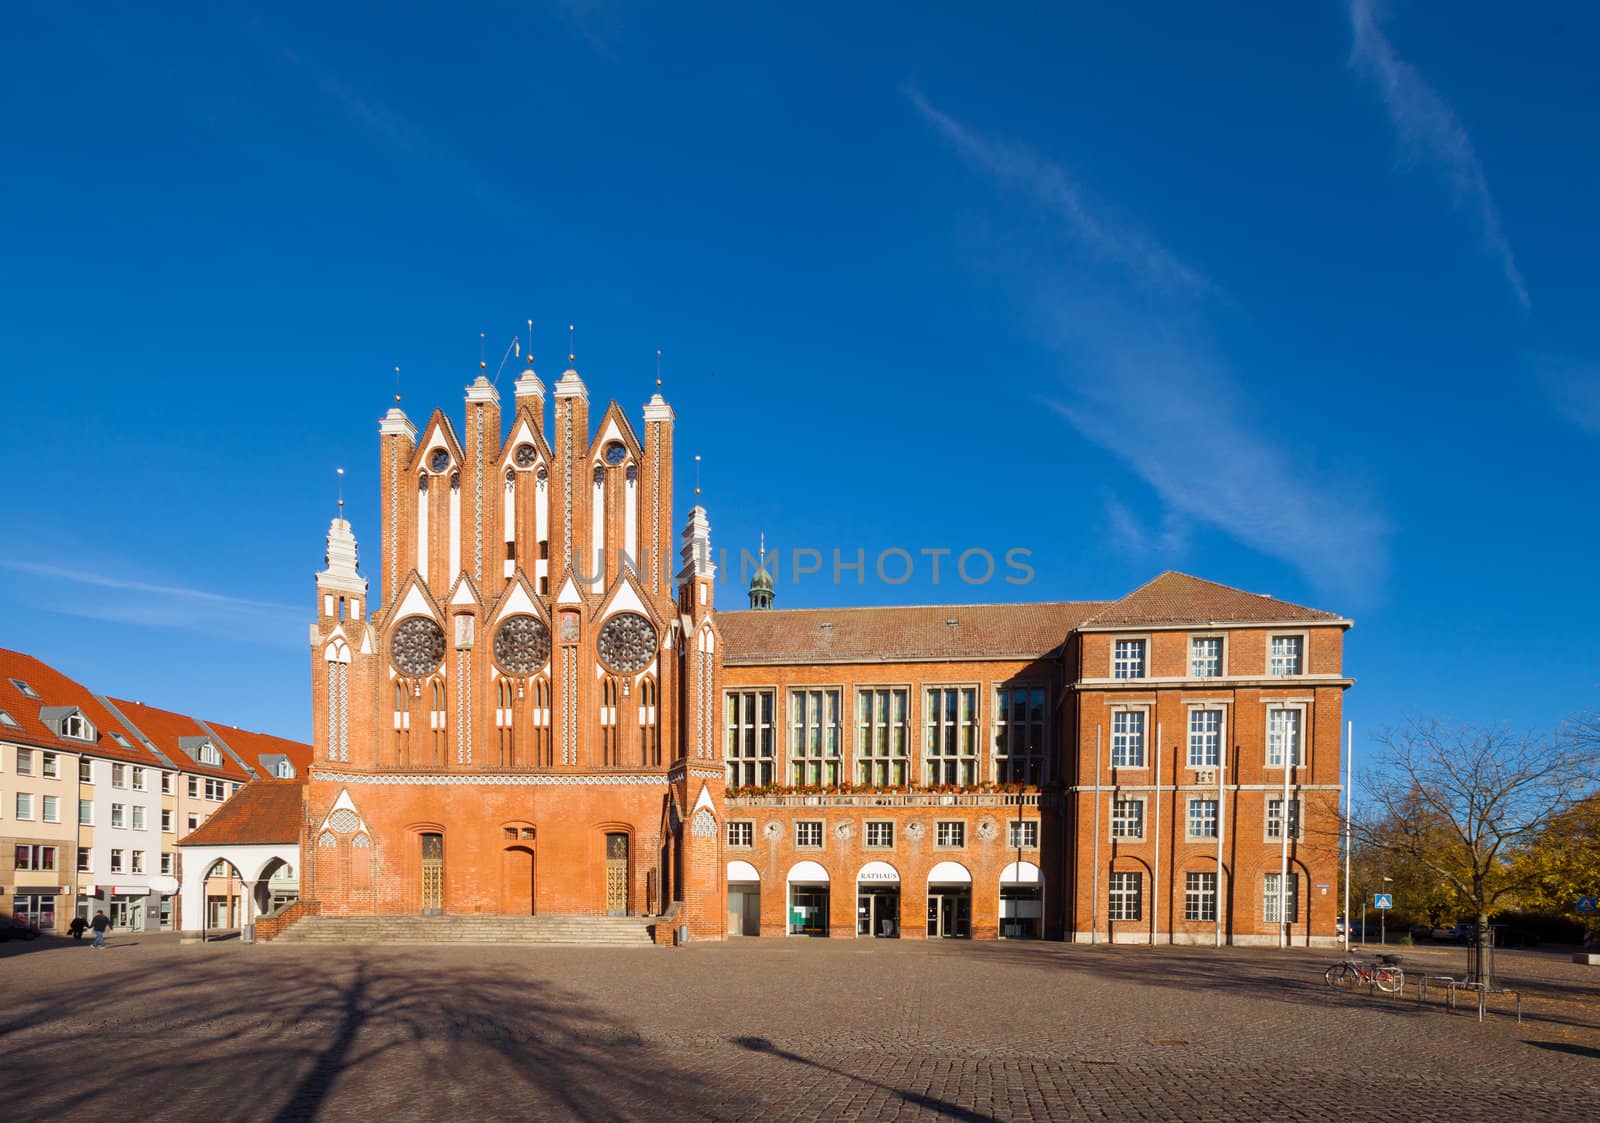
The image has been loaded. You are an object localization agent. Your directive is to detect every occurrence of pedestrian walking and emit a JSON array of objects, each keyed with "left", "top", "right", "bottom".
[
  {"left": 90, "top": 910, "right": 110, "bottom": 950},
  {"left": 68, "top": 916, "right": 87, "bottom": 941}
]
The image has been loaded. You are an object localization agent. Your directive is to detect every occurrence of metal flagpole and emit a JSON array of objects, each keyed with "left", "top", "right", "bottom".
[
  {"left": 1091, "top": 724, "right": 1102, "bottom": 945},
  {"left": 1343, "top": 720, "right": 1353, "bottom": 954},
  {"left": 1279, "top": 719, "right": 1292, "bottom": 949},
  {"left": 1153, "top": 722, "right": 1162, "bottom": 946},
  {"left": 1216, "top": 737, "right": 1225, "bottom": 948}
]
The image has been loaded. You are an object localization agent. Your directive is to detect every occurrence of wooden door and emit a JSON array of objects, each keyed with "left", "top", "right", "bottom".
[
  {"left": 503, "top": 846, "right": 535, "bottom": 915},
  {"left": 421, "top": 833, "right": 444, "bottom": 915},
  {"left": 605, "top": 833, "right": 628, "bottom": 916}
]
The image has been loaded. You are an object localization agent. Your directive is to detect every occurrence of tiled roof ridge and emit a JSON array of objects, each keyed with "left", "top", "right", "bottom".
[
  {"left": 1080, "top": 569, "right": 1342, "bottom": 626},
  {"left": 95, "top": 694, "right": 176, "bottom": 768},
  {"left": 719, "top": 599, "right": 1109, "bottom": 615}
]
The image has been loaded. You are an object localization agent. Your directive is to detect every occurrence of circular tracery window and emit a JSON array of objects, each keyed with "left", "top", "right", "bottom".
[
  {"left": 514, "top": 443, "right": 537, "bottom": 468},
  {"left": 494, "top": 615, "right": 551, "bottom": 674},
  {"left": 596, "top": 613, "right": 657, "bottom": 673},
  {"left": 391, "top": 616, "right": 445, "bottom": 676}
]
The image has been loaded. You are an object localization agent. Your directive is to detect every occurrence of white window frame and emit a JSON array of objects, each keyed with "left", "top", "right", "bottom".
[
  {"left": 725, "top": 688, "right": 776, "bottom": 788},
  {"left": 993, "top": 683, "right": 1048, "bottom": 785},
  {"left": 1109, "top": 707, "right": 1149, "bottom": 769},
  {"left": 1189, "top": 634, "right": 1225, "bottom": 678},
  {"left": 131, "top": 766, "right": 146, "bottom": 791},
  {"left": 79, "top": 799, "right": 94, "bottom": 826},
  {"left": 1184, "top": 871, "right": 1217, "bottom": 922},
  {"left": 1111, "top": 636, "right": 1148, "bottom": 680},
  {"left": 1007, "top": 820, "right": 1038, "bottom": 849},
  {"left": 42, "top": 752, "right": 59, "bottom": 778},
  {"left": 112, "top": 763, "right": 126, "bottom": 788},
  {"left": 1186, "top": 797, "right": 1219, "bottom": 840},
  {"left": 794, "top": 820, "right": 823, "bottom": 849},
  {"left": 1268, "top": 632, "right": 1307, "bottom": 678},
  {"left": 788, "top": 686, "right": 843, "bottom": 788},
  {"left": 110, "top": 848, "right": 125, "bottom": 874},
  {"left": 726, "top": 820, "right": 754, "bottom": 848},
  {"left": 42, "top": 794, "right": 60, "bottom": 823},
  {"left": 111, "top": 803, "right": 125, "bottom": 828},
  {"left": 162, "top": 809, "right": 174, "bottom": 833},
  {"left": 132, "top": 806, "right": 146, "bottom": 831},
  {"left": 1186, "top": 705, "right": 1225, "bottom": 768},
  {"left": 1266, "top": 796, "right": 1303, "bottom": 841},
  {"left": 16, "top": 792, "right": 33, "bottom": 820},
  {"left": 934, "top": 820, "right": 965, "bottom": 848},
  {"left": 1264, "top": 871, "right": 1300, "bottom": 923},
  {"left": 1265, "top": 703, "right": 1307, "bottom": 768},
  {"left": 923, "top": 683, "right": 980, "bottom": 787},
  {"left": 1111, "top": 798, "right": 1144, "bottom": 840},
  {"left": 855, "top": 685, "right": 911, "bottom": 788},
  {"left": 865, "top": 820, "right": 894, "bottom": 849},
  {"left": 1108, "top": 870, "right": 1142, "bottom": 921}
]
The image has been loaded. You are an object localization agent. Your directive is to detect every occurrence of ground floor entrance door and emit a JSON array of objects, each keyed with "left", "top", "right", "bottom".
[
  {"left": 857, "top": 887, "right": 900, "bottom": 937},
  {"left": 420, "top": 833, "right": 443, "bottom": 915},
  {"left": 605, "top": 833, "right": 629, "bottom": 916},
  {"left": 927, "top": 891, "right": 971, "bottom": 938},
  {"left": 112, "top": 896, "right": 144, "bottom": 930},
  {"left": 1000, "top": 886, "right": 1043, "bottom": 939},
  {"left": 728, "top": 885, "right": 760, "bottom": 936}
]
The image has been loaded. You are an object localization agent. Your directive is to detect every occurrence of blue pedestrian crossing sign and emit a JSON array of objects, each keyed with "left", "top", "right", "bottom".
[
  {"left": 1577, "top": 896, "right": 1598, "bottom": 914},
  {"left": 1374, "top": 893, "right": 1393, "bottom": 909}
]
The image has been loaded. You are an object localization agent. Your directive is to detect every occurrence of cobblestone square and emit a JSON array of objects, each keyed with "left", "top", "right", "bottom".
[{"left": 3, "top": 936, "right": 1597, "bottom": 1120}]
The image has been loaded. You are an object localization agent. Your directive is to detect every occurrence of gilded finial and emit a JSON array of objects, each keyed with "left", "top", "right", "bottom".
[
  {"left": 479, "top": 332, "right": 487, "bottom": 370},
  {"left": 656, "top": 349, "right": 662, "bottom": 389},
  {"left": 568, "top": 323, "right": 575, "bottom": 365},
  {"left": 336, "top": 467, "right": 345, "bottom": 514},
  {"left": 527, "top": 319, "right": 535, "bottom": 366},
  {"left": 393, "top": 365, "right": 401, "bottom": 405},
  {"left": 694, "top": 454, "right": 701, "bottom": 496},
  {"left": 759, "top": 531, "right": 765, "bottom": 565}
]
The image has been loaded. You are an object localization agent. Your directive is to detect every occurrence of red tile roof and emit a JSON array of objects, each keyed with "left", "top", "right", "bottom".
[
  {"left": 1081, "top": 571, "right": 1346, "bottom": 628},
  {"left": 105, "top": 697, "right": 255, "bottom": 781},
  {"left": 720, "top": 602, "right": 1108, "bottom": 665},
  {"left": 208, "top": 723, "right": 315, "bottom": 779},
  {"left": 177, "top": 779, "right": 305, "bottom": 846},
  {"left": 0, "top": 649, "right": 165, "bottom": 765}
]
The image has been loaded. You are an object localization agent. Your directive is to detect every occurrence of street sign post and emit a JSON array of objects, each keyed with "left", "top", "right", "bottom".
[
  {"left": 1375, "top": 893, "right": 1393, "bottom": 945},
  {"left": 1374, "top": 894, "right": 1393, "bottom": 909},
  {"left": 1576, "top": 896, "right": 1597, "bottom": 915}
]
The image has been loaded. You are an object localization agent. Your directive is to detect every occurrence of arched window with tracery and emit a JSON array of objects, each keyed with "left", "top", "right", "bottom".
[
  {"left": 393, "top": 681, "right": 412, "bottom": 767},
  {"left": 497, "top": 678, "right": 516, "bottom": 767},
  {"left": 531, "top": 676, "right": 552, "bottom": 768},
  {"left": 600, "top": 676, "right": 621, "bottom": 766},
  {"left": 639, "top": 677, "right": 658, "bottom": 766},
  {"left": 431, "top": 679, "right": 447, "bottom": 767}
]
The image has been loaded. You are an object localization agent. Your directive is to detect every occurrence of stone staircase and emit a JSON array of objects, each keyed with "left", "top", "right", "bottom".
[{"left": 271, "top": 914, "right": 660, "bottom": 946}]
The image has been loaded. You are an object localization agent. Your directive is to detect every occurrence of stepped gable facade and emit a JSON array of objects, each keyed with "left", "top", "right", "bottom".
[{"left": 295, "top": 360, "right": 1351, "bottom": 946}]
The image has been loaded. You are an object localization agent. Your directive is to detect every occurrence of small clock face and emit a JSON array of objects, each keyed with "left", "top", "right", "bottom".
[
  {"left": 603, "top": 441, "right": 628, "bottom": 466},
  {"left": 513, "top": 443, "right": 537, "bottom": 468},
  {"left": 429, "top": 449, "right": 450, "bottom": 473}
]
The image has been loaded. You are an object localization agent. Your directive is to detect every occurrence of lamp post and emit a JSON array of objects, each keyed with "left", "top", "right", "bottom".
[{"left": 1380, "top": 876, "right": 1393, "bottom": 945}]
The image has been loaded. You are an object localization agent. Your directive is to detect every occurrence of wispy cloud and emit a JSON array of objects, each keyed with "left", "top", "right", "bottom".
[
  {"left": 1347, "top": 0, "right": 1529, "bottom": 309},
  {"left": 1535, "top": 357, "right": 1600, "bottom": 435},
  {"left": 0, "top": 558, "right": 304, "bottom": 648},
  {"left": 904, "top": 87, "right": 1213, "bottom": 296},
  {"left": 1103, "top": 493, "right": 1189, "bottom": 561},
  {"left": 910, "top": 94, "right": 1388, "bottom": 600}
]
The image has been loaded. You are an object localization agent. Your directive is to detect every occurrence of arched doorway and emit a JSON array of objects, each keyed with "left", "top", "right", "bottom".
[
  {"left": 856, "top": 860, "right": 900, "bottom": 938},
  {"left": 501, "top": 825, "right": 536, "bottom": 915},
  {"left": 786, "top": 860, "right": 830, "bottom": 937},
  {"left": 727, "top": 860, "right": 760, "bottom": 936},
  {"left": 926, "top": 860, "right": 972, "bottom": 939},
  {"left": 1000, "top": 861, "right": 1043, "bottom": 939},
  {"left": 604, "top": 832, "right": 629, "bottom": 916}
]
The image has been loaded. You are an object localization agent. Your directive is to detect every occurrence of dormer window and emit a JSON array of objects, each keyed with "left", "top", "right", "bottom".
[
  {"left": 42, "top": 706, "right": 96, "bottom": 742},
  {"left": 274, "top": 760, "right": 294, "bottom": 778},
  {"left": 198, "top": 742, "right": 221, "bottom": 766},
  {"left": 10, "top": 678, "right": 39, "bottom": 699},
  {"left": 61, "top": 712, "right": 91, "bottom": 740},
  {"left": 0, "top": 710, "right": 18, "bottom": 729}
]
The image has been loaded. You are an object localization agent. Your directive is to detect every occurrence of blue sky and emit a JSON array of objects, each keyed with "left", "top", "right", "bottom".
[{"left": 2, "top": 2, "right": 1596, "bottom": 749}]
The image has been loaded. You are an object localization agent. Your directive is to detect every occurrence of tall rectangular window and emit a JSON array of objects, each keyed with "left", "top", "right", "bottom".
[
  {"left": 1185, "top": 872, "right": 1217, "bottom": 921},
  {"left": 16, "top": 792, "right": 32, "bottom": 820},
  {"left": 1190, "top": 636, "right": 1222, "bottom": 677},
  {"left": 42, "top": 752, "right": 59, "bottom": 778},
  {"left": 856, "top": 687, "right": 909, "bottom": 787},
  {"left": 1266, "top": 797, "right": 1302, "bottom": 839},
  {"left": 1111, "top": 711, "right": 1146, "bottom": 768},
  {"left": 16, "top": 748, "right": 33, "bottom": 776},
  {"left": 161, "top": 853, "right": 173, "bottom": 875},
  {"left": 725, "top": 690, "right": 776, "bottom": 788},
  {"left": 161, "top": 772, "right": 173, "bottom": 794},
  {"left": 42, "top": 795, "right": 59, "bottom": 823},
  {"left": 187, "top": 776, "right": 199, "bottom": 798},
  {"left": 1187, "top": 709, "right": 1222, "bottom": 767},
  {"left": 1187, "top": 798, "right": 1218, "bottom": 839},
  {"left": 131, "top": 850, "right": 145, "bottom": 874},
  {"left": 132, "top": 806, "right": 146, "bottom": 831},
  {"left": 789, "top": 688, "right": 841, "bottom": 787},
  {"left": 1264, "top": 872, "right": 1299, "bottom": 923},
  {"left": 994, "top": 685, "right": 1046, "bottom": 784},
  {"left": 162, "top": 810, "right": 173, "bottom": 833},
  {"left": 79, "top": 758, "right": 93, "bottom": 783},
  {"left": 110, "top": 849, "right": 124, "bottom": 874},
  {"left": 111, "top": 803, "right": 125, "bottom": 828},
  {"left": 112, "top": 763, "right": 126, "bottom": 787},
  {"left": 131, "top": 766, "right": 146, "bottom": 790},
  {"left": 1111, "top": 799, "right": 1144, "bottom": 839},
  {"left": 1108, "top": 871, "right": 1142, "bottom": 921},
  {"left": 79, "top": 799, "right": 94, "bottom": 826},
  {"left": 1270, "top": 635, "right": 1302, "bottom": 677},
  {"left": 1267, "top": 708, "right": 1302, "bottom": 767},
  {"left": 1113, "top": 639, "right": 1146, "bottom": 680},
  {"left": 924, "top": 686, "right": 978, "bottom": 786},
  {"left": 78, "top": 848, "right": 92, "bottom": 873}
]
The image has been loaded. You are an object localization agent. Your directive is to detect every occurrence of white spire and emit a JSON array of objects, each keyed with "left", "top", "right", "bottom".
[
  {"left": 677, "top": 505, "right": 715, "bottom": 581},
  {"left": 318, "top": 517, "right": 367, "bottom": 596}
]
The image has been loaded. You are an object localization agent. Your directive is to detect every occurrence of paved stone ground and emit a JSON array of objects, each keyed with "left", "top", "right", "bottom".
[{"left": 2, "top": 933, "right": 1597, "bottom": 1121}]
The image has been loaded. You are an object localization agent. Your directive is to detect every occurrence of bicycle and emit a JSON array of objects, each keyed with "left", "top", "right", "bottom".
[{"left": 1325, "top": 954, "right": 1404, "bottom": 993}]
